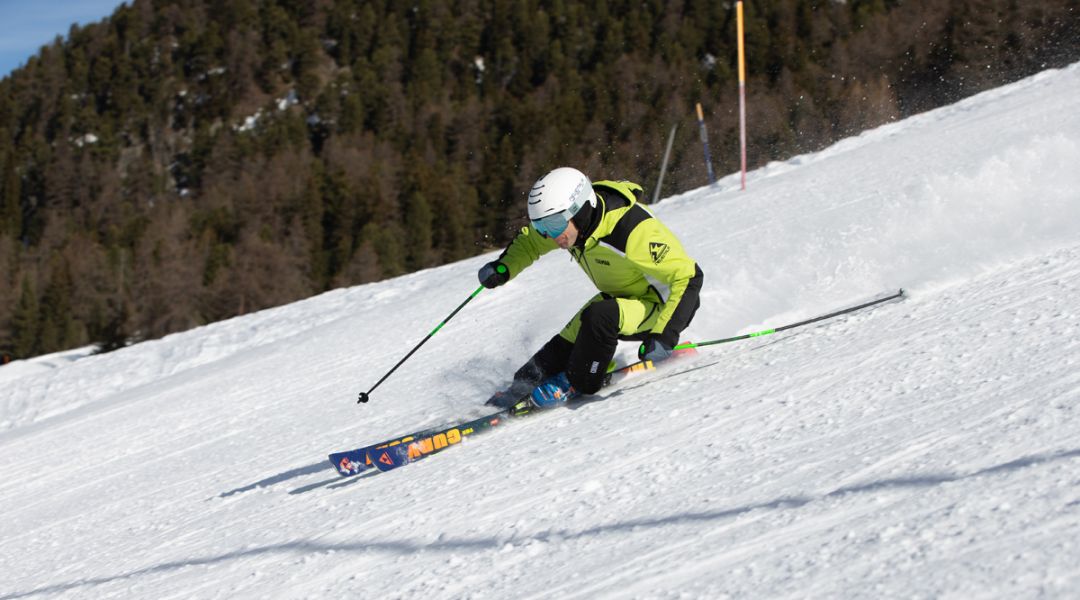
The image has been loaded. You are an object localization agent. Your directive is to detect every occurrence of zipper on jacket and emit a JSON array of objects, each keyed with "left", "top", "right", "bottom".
[{"left": 572, "top": 245, "right": 600, "bottom": 288}]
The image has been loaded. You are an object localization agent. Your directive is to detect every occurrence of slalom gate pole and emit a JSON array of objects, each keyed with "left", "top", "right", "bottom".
[
  {"left": 696, "top": 102, "right": 717, "bottom": 185},
  {"left": 652, "top": 123, "right": 678, "bottom": 204},
  {"left": 358, "top": 285, "right": 485, "bottom": 404},
  {"left": 614, "top": 289, "right": 905, "bottom": 373},
  {"left": 736, "top": 0, "right": 748, "bottom": 190}
]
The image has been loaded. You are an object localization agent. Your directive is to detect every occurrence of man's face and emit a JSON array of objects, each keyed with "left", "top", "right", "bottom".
[{"left": 554, "top": 220, "right": 578, "bottom": 249}]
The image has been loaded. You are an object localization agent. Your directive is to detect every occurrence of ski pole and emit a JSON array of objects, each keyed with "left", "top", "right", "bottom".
[
  {"left": 358, "top": 285, "right": 485, "bottom": 404},
  {"left": 619, "top": 288, "right": 905, "bottom": 372},
  {"left": 678, "top": 288, "right": 905, "bottom": 350}
]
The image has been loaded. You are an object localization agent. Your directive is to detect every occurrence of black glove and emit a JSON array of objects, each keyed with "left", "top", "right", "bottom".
[
  {"left": 638, "top": 334, "right": 674, "bottom": 363},
  {"left": 478, "top": 261, "right": 510, "bottom": 288}
]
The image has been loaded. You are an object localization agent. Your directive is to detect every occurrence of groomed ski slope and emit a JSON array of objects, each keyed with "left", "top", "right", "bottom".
[{"left": 2, "top": 63, "right": 1080, "bottom": 599}]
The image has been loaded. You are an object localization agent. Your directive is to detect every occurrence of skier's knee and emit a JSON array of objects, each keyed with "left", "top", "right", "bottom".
[
  {"left": 568, "top": 300, "right": 620, "bottom": 394},
  {"left": 580, "top": 299, "right": 620, "bottom": 339},
  {"left": 567, "top": 368, "right": 605, "bottom": 395}
]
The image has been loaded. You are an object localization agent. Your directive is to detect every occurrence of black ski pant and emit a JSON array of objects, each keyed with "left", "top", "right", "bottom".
[{"left": 513, "top": 295, "right": 655, "bottom": 395}]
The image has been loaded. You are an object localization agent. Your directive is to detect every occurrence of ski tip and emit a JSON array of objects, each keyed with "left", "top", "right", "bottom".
[{"left": 329, "top": 452, "right": 370, "bottom": 477}]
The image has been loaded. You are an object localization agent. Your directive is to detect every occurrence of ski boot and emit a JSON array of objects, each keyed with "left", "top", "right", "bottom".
[
  {"left": 530, "top": 372, "right": 577, "bottom": 409},
  {"left": 485, "top": 379, "right": 536, "bottom": 408}
]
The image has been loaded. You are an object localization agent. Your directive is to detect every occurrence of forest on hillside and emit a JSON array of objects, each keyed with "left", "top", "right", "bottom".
[{"left": 1, "top": 0, "right": 1077, "bottom": 359}]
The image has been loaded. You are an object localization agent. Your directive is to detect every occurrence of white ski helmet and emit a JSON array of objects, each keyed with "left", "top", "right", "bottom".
[{"left": 527, "top": 167, "right": 597, "bottom": 238}]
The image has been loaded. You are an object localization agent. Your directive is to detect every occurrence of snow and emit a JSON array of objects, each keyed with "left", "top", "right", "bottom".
[
  {"left": 235, "top": 111, "right": 262, "bottom": 132},
  {"left": 235, "top": 90, "right": 301, "bottom": 133},
  {"left": 0, "top": 346, "right": 96, "bottom": 388},
  {"left": 3, "top": 62, "right": 1080, "bottom": 598},
  {"left": 71, "top": 132, "right": 99, "bottom": 147},
  {"left": 277, "top": 89, "right": 299, "bottom": 111}
]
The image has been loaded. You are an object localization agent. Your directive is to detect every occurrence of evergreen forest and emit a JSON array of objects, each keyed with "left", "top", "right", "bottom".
[{"left": 1, "top": 0, "right": 1077, "bottom": 358}]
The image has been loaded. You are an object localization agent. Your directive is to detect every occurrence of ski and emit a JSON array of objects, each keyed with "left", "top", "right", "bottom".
[
  {"left": 365, "top": 405, "right": 524, "bottom": 472},
  {"left": 329, "top": 438, "right": 408, "bottom": 476},
  {"left": 364, "top": 366, "right": 662, "bottom": 473},
  {"left": 327, "top": 353, "right": 675, "bottom": 476},
  {"left": 336, "top": 349, "right": 694, "bottom": 475},
  {"left": 328, "top": 397, "right": 534, "bottom": 476}
]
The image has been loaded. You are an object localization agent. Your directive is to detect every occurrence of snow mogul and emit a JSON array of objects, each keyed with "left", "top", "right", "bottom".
[{"left": 478, "top": 167, "right": 704, "bottom": 408}]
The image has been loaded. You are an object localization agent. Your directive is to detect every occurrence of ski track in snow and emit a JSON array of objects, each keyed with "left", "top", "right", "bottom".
[{"left": 2, "top": 63, "right": 1080, "bottom": 598}]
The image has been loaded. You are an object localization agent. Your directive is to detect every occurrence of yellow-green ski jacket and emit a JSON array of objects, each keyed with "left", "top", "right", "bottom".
[{"left": 497, "top": 180, "right": 703, "bottom": 345}]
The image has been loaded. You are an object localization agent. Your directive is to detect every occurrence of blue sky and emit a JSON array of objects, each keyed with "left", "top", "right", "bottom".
[{"left": 0, "top": 0, "right": 127, "bottom": 77}]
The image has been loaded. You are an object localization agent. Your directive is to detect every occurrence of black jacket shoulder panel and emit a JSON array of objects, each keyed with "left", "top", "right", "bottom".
[{"left": 601, "top": 204, "right": 652, "bottom": 254}]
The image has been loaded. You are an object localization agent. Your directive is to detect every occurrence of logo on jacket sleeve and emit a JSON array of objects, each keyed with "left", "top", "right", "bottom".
[{"left": 649, "top": 242, "right": 670, "bottom": 264}]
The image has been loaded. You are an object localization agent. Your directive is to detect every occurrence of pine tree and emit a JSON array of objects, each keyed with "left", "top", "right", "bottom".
[
  {"left": 0, "top": 149, "right": 20, "bottom": 237},
  {"left": 11, "top": 277, "right": 39, "bottom": 358},
  {"left": 38, "top": 255, "right": 79, "bottom": 353},
  {"left": 404, "top": 190, "right": 433, "bottom": 270}
]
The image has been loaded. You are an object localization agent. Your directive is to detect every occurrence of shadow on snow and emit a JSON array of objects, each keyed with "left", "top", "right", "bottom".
[{"left": 8, "top": 447, "right": 1079, "bottom": 600}]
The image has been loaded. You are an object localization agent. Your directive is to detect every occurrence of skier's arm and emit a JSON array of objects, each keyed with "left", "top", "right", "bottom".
[
  {"left": 626, "top": 221, "right": 703, "bottom": 345},
  {"left": 495, "top": 225, "right": 560, "bottom": 281}
]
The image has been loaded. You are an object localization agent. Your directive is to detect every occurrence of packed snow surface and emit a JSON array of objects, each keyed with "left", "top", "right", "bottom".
[{"left": 3, "top": 63, "right": 1080, "bottom": 599}]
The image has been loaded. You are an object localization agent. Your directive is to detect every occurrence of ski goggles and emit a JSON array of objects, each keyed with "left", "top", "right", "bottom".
[{"left": 531, "top": 209, "right": 574, "bottom": 238}]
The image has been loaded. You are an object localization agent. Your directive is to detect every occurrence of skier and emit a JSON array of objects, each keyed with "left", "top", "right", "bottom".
[{"left": 478, "top": 167, "right": 703, "bottom": 408}]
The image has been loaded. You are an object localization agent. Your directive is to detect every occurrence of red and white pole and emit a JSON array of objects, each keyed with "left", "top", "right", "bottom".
[{"left": 737, "top": 0, "right": 748, "bottom": 190}]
